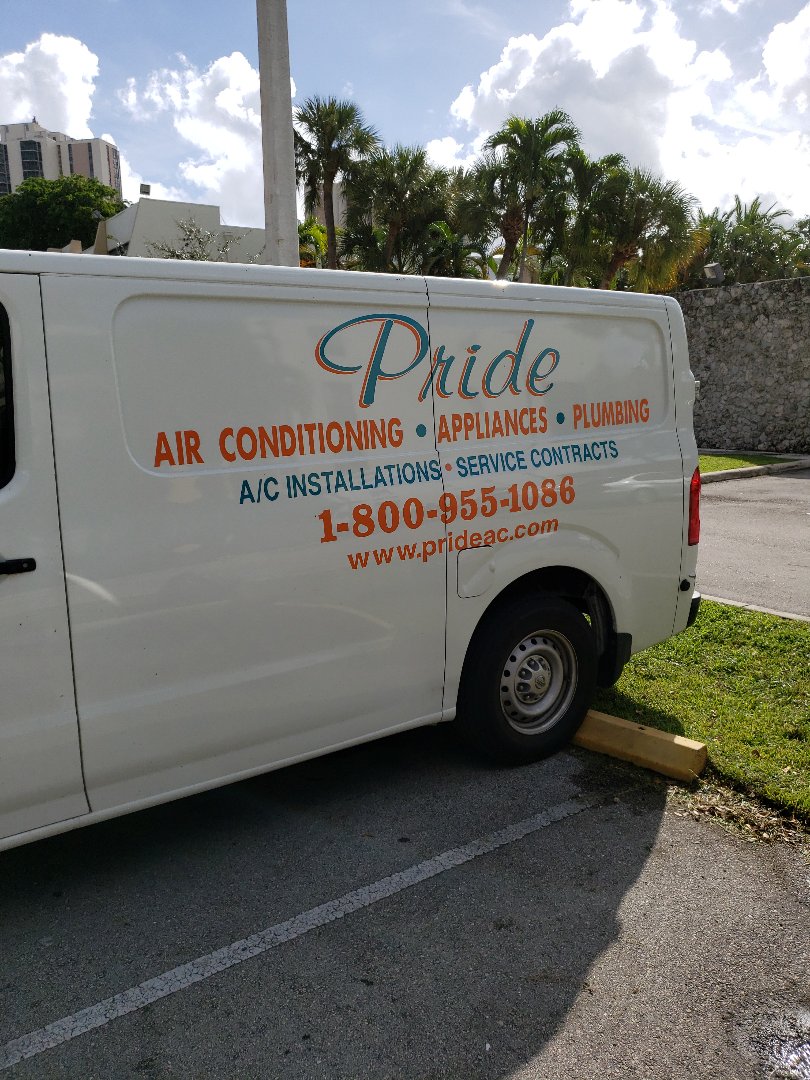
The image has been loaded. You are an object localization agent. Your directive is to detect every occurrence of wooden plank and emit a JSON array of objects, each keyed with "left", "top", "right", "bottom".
[{"left": 574, "top": 709, "right": 707, "bottom": 781}]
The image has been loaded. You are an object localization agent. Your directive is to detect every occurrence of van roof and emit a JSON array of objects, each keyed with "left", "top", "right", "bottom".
[{"left": 0, "top": 248, "right": 670, "bottom": 309}]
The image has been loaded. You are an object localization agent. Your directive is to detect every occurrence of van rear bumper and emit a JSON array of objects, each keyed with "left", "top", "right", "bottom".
[{"left": 687, "top": 591, "right": 702, "bottom": 628}]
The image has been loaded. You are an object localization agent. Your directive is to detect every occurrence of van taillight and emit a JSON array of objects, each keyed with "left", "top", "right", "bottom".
[{"left": 688, "top": 467, "right": 701, "bottom": 546}]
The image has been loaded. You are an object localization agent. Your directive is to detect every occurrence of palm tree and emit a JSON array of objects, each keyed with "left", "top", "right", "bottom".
[
  {"left": 340, "top": 220, "right": 389, "bottom": 273},
  {"left": 679, "top": 199, "right": 809, "bottom": 287},
  {"left": 343, "top": 145, "right": 450, "bottom": 272},
  {"left": 561, "top": 149, "right": 627, "bottom": 286},
  {"left": 522, "top": 163, "right": 571, "bottom": 283},
  {"left": 294, "top": 96, "right": 379, "bottom": 269},
  {"left": 484, "top": 111, "right": 580, "bottom": 281},
  {"left": 597, "top": 168, "right": 696, "bottom": 291},
  {"left": 473, "top": 153, "right": 525, "bottom": 280},
  {"left": 297, "top": 217, "right": 326, "bottom": 268},
  {"left": 795, "top": 217, "right": 810, "bottom": 275},
  {"left": 421, "top": 168, "right": 495, "bottom": 278},
  {"left": 675, "top": 208, "right": 730, "bottom": 290},
  {"left": 422, "top": 220, "right": 491, "bottom": 278},
  {"left": 716, "top": 197, "right": 799, "bottom": 283}
]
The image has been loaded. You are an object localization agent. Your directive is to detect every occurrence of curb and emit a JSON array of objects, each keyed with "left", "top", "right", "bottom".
[
  {"left": 700, "top": 456, "right": 810, "bottom": 484},
  {"left": 701, "top": 594, "right": 810, "bottom": 624}
]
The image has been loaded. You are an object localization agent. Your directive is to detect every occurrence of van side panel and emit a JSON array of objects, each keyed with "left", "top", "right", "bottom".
[
  {"left": 40, "top": 273, "right": 446, "bottom": 811},
  {"left": 423, "top": 283, "right": 683, "bottom": 710},
  {"left": 0, "top": 274, "right": 88, "bottom": 840}
]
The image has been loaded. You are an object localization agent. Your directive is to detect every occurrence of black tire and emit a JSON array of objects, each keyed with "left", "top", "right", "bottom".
[{"left": 456, "top": 595, "right": 597, "bottom": 763}]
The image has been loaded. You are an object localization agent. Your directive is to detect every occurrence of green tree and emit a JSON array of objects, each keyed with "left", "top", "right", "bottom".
[
  {"left": 596, "top": 168, "right": 696, "bottom": 290},
  {"left": 343, "top": 145, "right": 449, "bottom": 272},
  {"left": 294, "top": 96, "right": 379, "bottom": 270},
  {"left": 713, "top": 197, "right": 804, "bottom": 284},
  {"left": 0, "top": 175, "right": 125, "bottom": 251},
  {"left": 519, "top": 162, "right": 572, "bottom": 284},
  {"left": 675, "top": 208, "right": 731, "bottom": 290},
  {"left": 474, "top": 152, "right": 526, "bottom": 281},
  {"left": 677, "top": 199, "right": 809, "bottom": 288},
  {"left": 484, "top": 111, "right": 580, "bottom": 281},
  {"left": 560, "top": 149, "right": 627, "bottom": 286},
  {"left": 794, "top": 216, "right": 810, "bottom": 274},
  {"left": 420, "top": 170, "right": 494, "bottom": 279},
  {"left": 297, "top": 216, "right": 327, "bottom": 267},
  {"left": 422, "top": 220, "right": 491, "bottom": 279},
  {"left": 339, "top": 220, "right": 389, "bottom": 273}
]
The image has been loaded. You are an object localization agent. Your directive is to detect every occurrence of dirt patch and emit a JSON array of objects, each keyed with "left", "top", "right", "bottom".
[{"left": 668, "top": 778, "right": 808, "bottom": 845}]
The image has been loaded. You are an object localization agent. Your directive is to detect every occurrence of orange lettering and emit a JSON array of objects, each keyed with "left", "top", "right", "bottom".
[
  {"left": 219, "top": 428, "right": 236, "bottom": 462},
  {"left": 154, "top": 432, "right": 176, "bottom": 468},
  {"left": 184, "top": 430, "right": 204, "bottom": 464}
]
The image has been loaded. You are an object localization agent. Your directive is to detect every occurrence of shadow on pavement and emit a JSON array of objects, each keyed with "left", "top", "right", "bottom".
[{"left": 0, "top": 726, "right": 666, "bottom": 1079}]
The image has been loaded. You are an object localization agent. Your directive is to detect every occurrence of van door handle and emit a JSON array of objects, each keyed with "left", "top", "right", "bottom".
[{"left": 0, "top": 558, "right": 37, "bottom": 575}]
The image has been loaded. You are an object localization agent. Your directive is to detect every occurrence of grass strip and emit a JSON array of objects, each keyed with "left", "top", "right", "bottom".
[
  {"left": 699, "top": 452, "right": 789, "bottom": 473},
  {"left": 594, "top": 600, "right": 810, "bottom": 819}
]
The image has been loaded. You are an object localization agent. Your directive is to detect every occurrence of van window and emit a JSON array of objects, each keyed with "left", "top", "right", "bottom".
[{"left": 0, "top": 304, "right": 13, "bottom": 489}]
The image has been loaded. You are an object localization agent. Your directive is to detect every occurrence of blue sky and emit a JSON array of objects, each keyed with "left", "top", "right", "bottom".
[{"left": 2, "top": 0, "right": 809, "bottom": 225}]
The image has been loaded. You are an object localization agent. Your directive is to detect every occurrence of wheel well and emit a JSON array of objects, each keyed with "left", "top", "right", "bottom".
[{"left": 469, "top": 567, "right": 624, "bottom": 687}]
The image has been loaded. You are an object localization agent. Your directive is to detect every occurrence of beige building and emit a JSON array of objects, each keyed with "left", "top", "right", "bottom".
[
  {"left": 0, "top": 120, "right": 122, "bottom": 195},
  {"left": 94, "top": 199, "right": 266, "bottom": 263}
]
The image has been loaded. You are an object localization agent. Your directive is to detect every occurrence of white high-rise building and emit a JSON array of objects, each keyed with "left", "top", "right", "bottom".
[{"left": 0, "top": 120, "right": 122, "bottom": 196}]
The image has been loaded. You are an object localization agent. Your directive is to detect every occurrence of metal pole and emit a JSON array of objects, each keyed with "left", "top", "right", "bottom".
[{"left": 256, "top": 0, "right": 299, "bottom": 266}]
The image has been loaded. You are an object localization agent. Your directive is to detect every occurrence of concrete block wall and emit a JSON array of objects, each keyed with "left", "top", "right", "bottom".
[{"left": 676, "top": 277, "right": 810, "bottom": 454}]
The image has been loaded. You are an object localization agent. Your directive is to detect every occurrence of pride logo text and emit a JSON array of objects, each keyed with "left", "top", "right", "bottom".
[{"left": 315, "top": 314, "right": 559, "bottom": 408}]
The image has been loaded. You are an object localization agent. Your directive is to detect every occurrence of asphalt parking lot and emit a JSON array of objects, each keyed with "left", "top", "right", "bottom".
[
  {"left": 699, "top": 468, "right": 810, "bottom": 618},
  {"left": 2, "top": 726, "right": 808, "bottom": 1079}
]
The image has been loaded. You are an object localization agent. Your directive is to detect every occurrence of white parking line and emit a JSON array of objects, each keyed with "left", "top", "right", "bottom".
[{"left": 0, "top": 792, "right": 607, "bottom": 1070}]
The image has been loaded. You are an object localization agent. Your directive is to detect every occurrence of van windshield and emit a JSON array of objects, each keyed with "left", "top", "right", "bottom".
[{"left": 0, "top": 304, "right": 13, "bottom": 489}]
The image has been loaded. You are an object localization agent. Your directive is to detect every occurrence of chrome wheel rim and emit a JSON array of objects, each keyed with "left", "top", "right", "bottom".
[{"left": 500, "top": 630, "right": 578, "bottom": 734}]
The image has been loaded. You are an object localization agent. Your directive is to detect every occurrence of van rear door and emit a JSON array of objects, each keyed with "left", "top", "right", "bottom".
[{"left": 0, "top": 274, "right": 88, "bottom": 842}]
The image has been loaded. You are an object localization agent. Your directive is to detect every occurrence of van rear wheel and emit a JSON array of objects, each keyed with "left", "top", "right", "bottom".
[{"left": 457, "top": 596, "right": 596, "bottom": 763}]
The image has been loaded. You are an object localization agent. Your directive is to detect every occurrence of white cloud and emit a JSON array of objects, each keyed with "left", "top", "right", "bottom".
[
  {"left": 120, "top": 51, "right": 297, "bottom": 226},
  {"left": 441, "top": 0, "right": 810, "bottom": 216},
  {"left": 110, "top": 141, "right": 189, "bottom": 206},
  {"left": 448, "top": 20, "right": 678, "bottom": 172},
  {"left": 695, "top": 0, "right": 755, "bottom": 15},
  {"left": 425, "top": 135, "right": 467, "bottom": 168},
  {"left": 443, "top": 0, "right": 514, "bottom": 41},
  {"left": 762, "top": 3, "right": 810, "bottom": 104},
  {"left": 0, "top": 34, "right": 98, "bottom": 137},
  {"left": 121, "top": 52, "right": 261, "bottom": 131},
  {"left": 563, "top": 0, "right": 648, "bottom": 78},
  {"left": 425, "top": 132, "right": 488, "bottom": 169},
  {"left": 664, "top": 2, "right": 810, "bottom": 216}
]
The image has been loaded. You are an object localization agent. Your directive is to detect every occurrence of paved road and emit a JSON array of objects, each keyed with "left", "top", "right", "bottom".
[
  {"left": 1, "top": 727, "right": 808, "bottom": 1079},
  {"left": 698, "top": 468, "right": 810, "bottom": 617}
]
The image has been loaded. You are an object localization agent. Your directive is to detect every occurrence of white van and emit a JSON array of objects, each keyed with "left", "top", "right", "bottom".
[{"left": 0, "top": 252, "right": 700, "bottom": 851}]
